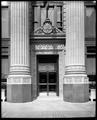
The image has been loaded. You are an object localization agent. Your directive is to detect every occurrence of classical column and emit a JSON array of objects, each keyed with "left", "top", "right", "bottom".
[
  {"left": 63, "top": 1, "right": 89, "bottom": 102},
  {"left": 7, "top": 2, "right": 32, "bottom": 102}
]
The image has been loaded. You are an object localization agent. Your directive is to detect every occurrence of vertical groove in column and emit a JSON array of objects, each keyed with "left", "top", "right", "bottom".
[
  {"left": 25, "top": 2, "right": 27, "bottom": 65},
  {"left": 78, "top": 2, "right": 80, "bottom": 65},
  {"left": 17, "top": 2, "right": 19, "bottom": 65},
  {"left": 24, "top": 2, "right": 26, "bottom": 65},
  {"left": 13, "top": 2, "right": 15, "bottom": 65},
  {"left": 27, "top": 2, "right": 29, "bottom": 66},
  {"left": 26, "top": 4, "right": 29, "bottom": 64},
  {"left": 14, "top": 2, "right": 16, "bottom": 65},
  {"left": 78, "top": 2, "right": 80, "bottom": 64},
  {"left": 10, "top": 3, "right": 13, "bottom": 65},
  {"left": 16, "top": 2, "right": 18, "bottom": 65},
  {"left": 12, "top": 2, "right": 15, "bottom": 65},
  {"left": 22, "top": 1, "right": 25, "bottom": 64},
  {"left": 19, "top": 2, "right": 21, "bottom": 65},
  {"left": 21, "top": 2, "right": 23, "bottom": 65}
]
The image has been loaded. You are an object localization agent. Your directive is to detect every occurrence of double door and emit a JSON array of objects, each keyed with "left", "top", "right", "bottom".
[{"left": 38, "top": 71, "right": 57, "bottom": 96}]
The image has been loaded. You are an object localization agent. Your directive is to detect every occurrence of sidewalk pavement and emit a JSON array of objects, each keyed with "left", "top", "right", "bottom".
[{"left": 1, "top": 96, "right": 96, "bottom": 118}]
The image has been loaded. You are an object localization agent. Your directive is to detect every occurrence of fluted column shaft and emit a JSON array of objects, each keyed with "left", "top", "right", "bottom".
[
  {"left": 10, "top": 2, "right": 30, "bottom": 75},
  {"left": 63, "top": 1, "right": 89, "bottom": 102},
  {"left": 65, "top": 1, "right": 86, "bottom": 75},
  {"left": 63, "top": 1, "right": 88, "bottom": 78},
  {"left": 66, "top": 2, "right": 85, "bottom": 65}
]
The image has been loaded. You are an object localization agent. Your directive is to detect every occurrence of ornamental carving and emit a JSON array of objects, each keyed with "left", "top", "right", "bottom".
[
  {"left": 34, "top": 18, "right": 64, "bottom": 35},
  {"left": 43, "top": 18, "right": 53, "bottom": 34},
  {"left": 35, "top": 44, "right": 65, "bottom": 50}
]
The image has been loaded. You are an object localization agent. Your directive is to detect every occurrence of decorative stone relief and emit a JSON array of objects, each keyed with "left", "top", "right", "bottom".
[
  {"left": 34, "top": 24, "right": 64, "bottom": 35},
  {"left": 35, "top": 44, "right": 65, "bottom": 50}
]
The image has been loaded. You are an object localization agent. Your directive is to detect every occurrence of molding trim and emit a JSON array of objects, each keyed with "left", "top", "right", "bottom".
[{"left": 65, "top": 65, "right": 86, "bottom": 75}]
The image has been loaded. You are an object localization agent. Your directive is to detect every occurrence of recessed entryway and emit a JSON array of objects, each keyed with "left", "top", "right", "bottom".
[{"left": 37, "top": 55, "right": 59, "bottom": 96}]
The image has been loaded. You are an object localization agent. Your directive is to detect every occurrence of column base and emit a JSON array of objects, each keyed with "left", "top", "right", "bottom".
[
  {"left": 7, "top": 75, "right": 32, "bottom": 103},
  {"left": 63, "top": 75, "right": 89, "bottom": 103}
]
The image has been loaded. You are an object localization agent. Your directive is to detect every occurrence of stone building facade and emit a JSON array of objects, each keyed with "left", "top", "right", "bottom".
[{"left": 1, "top": 1, "right": 96, "bottom": 103}]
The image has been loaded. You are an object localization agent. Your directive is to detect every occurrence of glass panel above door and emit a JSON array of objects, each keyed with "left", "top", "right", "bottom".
[{"left": 38, "top": 63, "right": 56, "bottom": 72}]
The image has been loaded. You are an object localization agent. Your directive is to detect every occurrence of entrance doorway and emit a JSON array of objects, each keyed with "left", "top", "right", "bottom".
[{"left": 37, "top": 55, "right": 59, "bottom": 96}]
